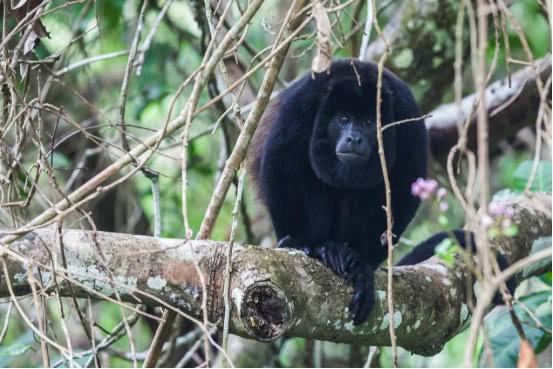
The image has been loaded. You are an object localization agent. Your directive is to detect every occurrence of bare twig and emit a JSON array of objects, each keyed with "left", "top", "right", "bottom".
[
  {"left": 197, "top": 0, "right": 311, "bottom": 239},
  {"left": 370, "top": 0, "right": 397, "bottom": 365}
]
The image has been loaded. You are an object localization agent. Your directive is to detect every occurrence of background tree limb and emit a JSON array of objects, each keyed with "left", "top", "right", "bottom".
[{"left": 427, "top": 54, "right": 551, "bottom": 162}]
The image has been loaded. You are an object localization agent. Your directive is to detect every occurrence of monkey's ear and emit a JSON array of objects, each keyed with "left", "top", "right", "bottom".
[
  {"left": 323, "top": 79, "right": 334, "bottom": 96},
  {"left": 323, "top": 76, "right": 361, "bottom": 98},
  {"left": 381, "top": 75, "right": 396, "bottom": 122},
  {"left": 317, "top": 79, "right": 336, "bottom": 107},
  {"left": 382, "top": 74, "right": 395, "bottom": 100}
]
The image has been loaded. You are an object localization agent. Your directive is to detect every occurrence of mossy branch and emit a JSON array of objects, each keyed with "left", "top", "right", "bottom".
[{"left": 0, "top": 193, "right": 550, "bottom": 356}]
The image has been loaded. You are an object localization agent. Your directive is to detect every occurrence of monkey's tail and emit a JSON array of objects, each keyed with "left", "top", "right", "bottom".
[{"left": 396, "top": 229, "right": 516, "bottom": 304}]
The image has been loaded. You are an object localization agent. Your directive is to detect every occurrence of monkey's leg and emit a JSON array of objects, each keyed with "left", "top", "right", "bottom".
[{"left": 348, "top": 265, "right": 375, "bottom": 325}]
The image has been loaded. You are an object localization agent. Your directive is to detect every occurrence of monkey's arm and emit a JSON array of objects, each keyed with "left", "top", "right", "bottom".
[
  {"left": 261, "top": 146, "right": 363, "bottom": 288},
  {"left": 385, "top": 71, "right": 429, "bottom": 239},
  {"left": 390, "top": 159, "right": 424, "bottom": 238},
  {"left": 259, "top": 147, "right": 306, "bottom": 241}
]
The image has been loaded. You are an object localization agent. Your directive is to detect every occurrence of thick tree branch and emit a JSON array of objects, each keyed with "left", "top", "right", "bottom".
[
  {"left": 427, "top": 55, "right": 551, "bottom": 162},
  {"left": 0, "top": 193, "right": 550, "bottom": 356}
]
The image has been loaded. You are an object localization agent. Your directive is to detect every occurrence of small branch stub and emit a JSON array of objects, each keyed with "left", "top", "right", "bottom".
[{"left": 240, "top": 281, "right": 292, "bottom": 341}]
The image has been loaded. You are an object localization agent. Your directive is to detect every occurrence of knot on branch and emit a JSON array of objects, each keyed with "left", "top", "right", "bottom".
[{"left": 240, "top": 281, "right": 292, "bottom": 341}]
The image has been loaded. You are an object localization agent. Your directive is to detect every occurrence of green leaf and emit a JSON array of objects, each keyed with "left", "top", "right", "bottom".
[
  {"left": 438, "top": 214, "right": 449, "bottom": 227},
  {"left": 487, "top": 227, "right": 499, "bottom": 239},
  {"left": 51, "top": 152, "right": 71, "bottom": 170},
  {"left": 510, "top": 0, "right": 551, "bottom": 57},
  {"left": 279, "top": 338, "right": 306, "bottom": 367},
  {"left": 492, "top": 189, "right": 516, "bottom": 201},
  {"left": 522, "top": 237, "right": 552, "bottom": 279},
  {"left": 497, "top": 152, "right": 530, "bottom": 190},
  {"left": 534, "top": 300, "right": 552, "bottom": 352},
  {"left": 393, "top": 49, "right": 414, "bottom": 69},
  {"left": 0, "top": 342, "right": 32, "bottom": 356},
  {"left": 484, "top": 291, "right": 552, "bottom": 367},
  {"left": 540, "top": 271, "right": 552, "bottom": 284},
  {"left": 435, "top": 237, "right": 460, "bottom": 267},
  {"left": 512, "top": 160, "right": 552, "bottom": 192},
  {"left": 95, "top": 0, "right": 125, "bottom": 31},
  {"left": 503, "top": 225, "right": 519, "bottom": 238}
]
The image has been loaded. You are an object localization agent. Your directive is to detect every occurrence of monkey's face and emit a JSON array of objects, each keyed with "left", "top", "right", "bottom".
[
  {"left": 328, "top": 112, "right": 374, "bottom": 166},
  {"left": 309, "top": 80, "right": 396, "bottom": 190}
]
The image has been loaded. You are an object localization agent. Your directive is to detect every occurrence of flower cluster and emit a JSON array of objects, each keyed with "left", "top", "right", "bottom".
[
  {"left": 410, "top": 179, "right": 519, "bottom": 247},
  {"left": 411, "top": 178, "right": 449, "bottom": 213},
  {"left": 411, "top": 178, "right": 438, "bottom": 200},
  {"left": 481, "top": 201, "right": 517, "bottom": 237},
  {"left": 411, "top": 177, "right": 451, "bottom": 227}
]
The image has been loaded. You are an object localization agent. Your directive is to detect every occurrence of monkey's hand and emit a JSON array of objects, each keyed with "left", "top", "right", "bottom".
[
  {"left": 312, "top": 244, "right": 378, "bottom": 325},
  {"left": 277, "top": 235, "right": 311, "bottom": 251},
  {"left": 348, "top": 265, "right": 375, "bottom": 326},
  {"left": 278, "top": 237, "right": 355, "bottom": 279},
  {"left": 278, "top": 236, "right": 374, "bottom": 325},
  {"left": 314, "top": 241, "right": 357, "bottom": 280}
]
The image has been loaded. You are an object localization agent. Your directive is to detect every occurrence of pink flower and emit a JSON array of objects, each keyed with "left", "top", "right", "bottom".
[
  {"left": 481, "top": 214, "right": 494, "bottom": 228},
  {"left": 502, "top": 218, "right": 512, "bottom": 229},
  {"left": 426, "top": 179, "right": 439, "bottom": 193},
  {"left": 439, "top": 201, "right": 449, "bottom": 212},
  {"left": 489, "top": 202, "right": 506, "bottom": 216},
  {"left": 489, "top": 202, "right": 515, "bottom": 219},
  {"left": 411, "top": 179, "right": 423, "bottom": 197},
  {"left": 411, "top": 178, "right": 439, "bottom": 200}
]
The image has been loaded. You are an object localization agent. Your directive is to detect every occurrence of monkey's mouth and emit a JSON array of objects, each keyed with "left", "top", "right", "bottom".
[{"left": 336, "top": 151, "right": 369, "bottom": 164}]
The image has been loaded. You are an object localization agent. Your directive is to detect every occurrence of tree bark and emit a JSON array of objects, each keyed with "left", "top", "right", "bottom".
[
  {"left": 427, "top": 55, "right": 551, "bottom": 162},
  {"left": 0, "top": 193, "right": 550, "bottom": 356}
]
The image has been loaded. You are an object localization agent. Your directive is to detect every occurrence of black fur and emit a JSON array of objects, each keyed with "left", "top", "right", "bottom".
[
  {"left": 251, "top": 60, "right": 426, "bottom": 325},
  {"left": 398, "top": 230, "right": 517, "bottom": 303},
  {"left": 249, "top": 59, "right": 514, "bottom": 325}
]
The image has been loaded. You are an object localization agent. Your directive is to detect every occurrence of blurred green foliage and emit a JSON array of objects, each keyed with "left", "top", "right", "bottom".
[
  {"left": 0, "top": 0, "right": 550, "bottom": 367},
  {"left": 483, "top": 288, "right": 551, "bottom": 367}
]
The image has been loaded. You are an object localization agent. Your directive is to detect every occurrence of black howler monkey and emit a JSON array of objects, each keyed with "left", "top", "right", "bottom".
[{"left": 249, "top": 59, "right": 514, "bottom": 325}]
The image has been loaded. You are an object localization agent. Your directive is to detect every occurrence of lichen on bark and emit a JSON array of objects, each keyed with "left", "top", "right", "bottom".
[{"left": 0, "top": 193, "right": 550, "bottom": 356}]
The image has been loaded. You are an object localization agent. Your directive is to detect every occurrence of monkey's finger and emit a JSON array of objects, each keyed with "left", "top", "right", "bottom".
[
  {"left": 327, "top": 248, "right": 346, "bottom": 277},
  {"left": 277, "top": 235, "right": 294, "bottom": 248},
  {"left": 355, "top": 289, "right": 372, "bottom": 325},
  {"left": 343, "top": 252, "right": 356, "bottom": 273},
  {"left": 341, "top": 251, "right": 358, "bottom": 278},
  {"left": 302, "top": 246, "right": 315, "bottom": 257},
  {"left": 348, "top": 290, "right": 363, "bottom": 319}
]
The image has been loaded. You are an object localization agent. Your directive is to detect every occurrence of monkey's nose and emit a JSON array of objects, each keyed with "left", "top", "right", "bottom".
[{"left": 345, "top": 135, "right": 362, "bottom": 145}]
